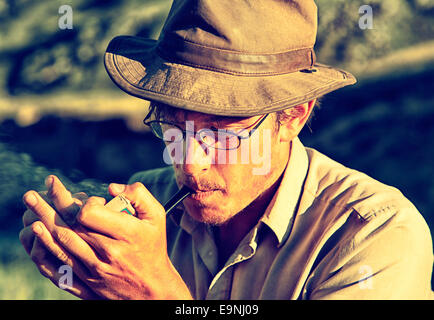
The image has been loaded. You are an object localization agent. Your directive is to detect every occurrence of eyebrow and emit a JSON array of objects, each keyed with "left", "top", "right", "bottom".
[
  {"left": 207, "top": 115, "right": 251, "bottom": 126},
  {"left": 169, "top": 114, "right": 251, "bottom": 127}
]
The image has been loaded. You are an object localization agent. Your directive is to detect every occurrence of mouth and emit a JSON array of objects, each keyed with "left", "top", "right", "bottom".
[{"left": 188, "top": 189, "right": 221, "bottom": 201}]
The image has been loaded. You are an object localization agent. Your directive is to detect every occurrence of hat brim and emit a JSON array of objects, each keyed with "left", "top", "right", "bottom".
[{"left": 104, "top": 36, "right": 356, "bottom": 117}]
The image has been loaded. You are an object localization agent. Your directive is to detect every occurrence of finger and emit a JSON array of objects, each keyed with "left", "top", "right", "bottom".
[
  {"left": 22, "top": 191, "right": 51, "bottom": 227},
  {"left": 82, "top": 196, "right": 106, "bottom": 207},
  {"left": 29, "top": 231, "right": 100, "bottom": 299},
  {"left": 22, "top": 192, "right": 87, "bottom": 228},
  {"left": 53, "top": 273, "right": 102, "bottom": 300},
  {"left": 110, "top": 182, "right": 165, "bottom": 221},
  {"left": 19, "top": 225, "right": 35, "bottom": 255},
  {"left": 22, "top": 190, "right": 100, "bottom": 269},
  {"left": 55, "top": 276, "right": 102, "bottom": 300},
  {"left": 45, "top": 175, "right": 82, "bottom": 226},
  {"left": 76, "top": 196, "right": 136, "bottom": 240},
  {"left": 108, "top": 183, "right": 126, "bottom": 197},
  {"left": 30, "top": 221, "right": 110, "bottom": 281},
  {"left": 31, "top": 221, "right": 92, "bottom": 280},
  {"left": 36, "top": 194, "right": 119, "bottom": 261}
]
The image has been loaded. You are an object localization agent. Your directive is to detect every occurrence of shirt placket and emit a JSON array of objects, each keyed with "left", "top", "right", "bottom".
[{"left": 205, "top": 228, "right": 258, "bottom": 300}]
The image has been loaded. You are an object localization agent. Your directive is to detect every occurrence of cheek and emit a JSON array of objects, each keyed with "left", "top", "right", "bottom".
[{"left": 219, "top": 164, "right": 265, "bottom": 201}]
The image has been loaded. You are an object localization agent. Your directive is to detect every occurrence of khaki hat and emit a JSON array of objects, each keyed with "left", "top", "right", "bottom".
[{"left": 104, "top": 0, "right": 356, "bottom": 117}]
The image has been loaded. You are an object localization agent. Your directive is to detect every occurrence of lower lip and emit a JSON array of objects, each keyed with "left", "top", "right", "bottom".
[{"left": 189, "top": 190, "right": 220, "bottom": 201}]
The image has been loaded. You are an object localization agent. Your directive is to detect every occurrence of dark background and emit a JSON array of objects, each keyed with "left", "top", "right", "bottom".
[{"left": 0, "top": 0, "right": 433, "bottom": 298}]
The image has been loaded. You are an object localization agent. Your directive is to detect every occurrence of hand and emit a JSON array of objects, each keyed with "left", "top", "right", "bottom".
[
  {"left": 19, "top": 177, "right": 100, "bottom": 299},
  {"left": 22, "top": 175, "right": 192, "bottom": 300}
]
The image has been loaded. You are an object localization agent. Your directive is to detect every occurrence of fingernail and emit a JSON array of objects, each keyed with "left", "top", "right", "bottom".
[
  {"left": 111, "top": 183, "right": 126, "bottom": 194},
  {"left": 32, "top": 223, "right": 43, "bottom": 236},
  {"left": 45, "top": 175, "right": 53, "bottom": 189},
  {"left": 24, "top": 192, "right": 38, "bottom": 207}
]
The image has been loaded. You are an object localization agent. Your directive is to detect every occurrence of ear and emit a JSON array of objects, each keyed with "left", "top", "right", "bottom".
[{"left": 278, "top": 99, "right": 316, "bottom": 142}]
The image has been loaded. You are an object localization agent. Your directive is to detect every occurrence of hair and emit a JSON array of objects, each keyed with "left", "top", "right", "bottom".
[
  {"left": 145, "top": 98, "right": 322, "bottom": 129},
  {"left": 275, "top": 97, "right": 322, "bottom": 131}
]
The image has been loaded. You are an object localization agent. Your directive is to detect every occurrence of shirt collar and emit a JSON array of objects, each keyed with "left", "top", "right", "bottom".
[
  {"left": 260, "top": 137, "right": 309, "bottom": 245},
  {"left": 175, "top": 137, "right": 309, "bottom": 245}
]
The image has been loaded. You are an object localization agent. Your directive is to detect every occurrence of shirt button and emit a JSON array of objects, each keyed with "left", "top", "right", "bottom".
[{"left": 242, "top": 246, "right": 253, "bottom": 256}]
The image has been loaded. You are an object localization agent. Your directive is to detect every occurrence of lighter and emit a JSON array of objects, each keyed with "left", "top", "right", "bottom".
[
  {"left": 105, "top": 194, "right": 136, "bottom": 216},
  {"left": 105, "top": 185, "right": 192, "bottom": 217}
]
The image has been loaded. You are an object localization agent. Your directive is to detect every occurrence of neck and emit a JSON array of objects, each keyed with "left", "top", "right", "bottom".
[{"left": 213, "top": 163, "right": 286, "bottom": 268}]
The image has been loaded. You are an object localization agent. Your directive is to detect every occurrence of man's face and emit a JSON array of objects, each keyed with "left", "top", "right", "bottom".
[{"left": 164, "top": 110, "right": 290, "bottom": 226}]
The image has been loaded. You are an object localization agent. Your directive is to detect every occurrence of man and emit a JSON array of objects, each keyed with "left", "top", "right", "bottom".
[{"left": 20, "top": 0, "right": 433, "bottom": 299}]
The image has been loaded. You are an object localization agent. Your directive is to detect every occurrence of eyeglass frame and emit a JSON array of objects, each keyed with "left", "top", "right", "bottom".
[{"left": 143, "top": 113, "right": 270, "bottom": 150}]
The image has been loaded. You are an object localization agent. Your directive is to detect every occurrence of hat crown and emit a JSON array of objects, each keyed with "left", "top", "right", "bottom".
[
  {"left": 160, "top": 0, "right": 317, "bottom": 53},
  {"left": 157, "top": 0, "right": 317, "bottom": 75}
]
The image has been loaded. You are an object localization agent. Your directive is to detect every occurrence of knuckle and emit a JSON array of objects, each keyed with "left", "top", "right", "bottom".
[
  {"left": 99, "top": 242, "right": 125, "bottom": 264},
  {"left": 76, "top": 202, "right": 95, "bottom": 223},
  {"left": 88, "top": 195, "right": 102, "bottom": 202},
  {"left": 130, "top": 182, "right": 145, "bottom": 193},
  {"left": 131, "top": 182, "right": 144, "bottom": 188},
  {"left": 75, "top": 208, "right": 85, "bottom": 224},
  {"left": 92, "top": 260, "right": 108, "bottom": 277},
  {"left": 105, "top": 246, "right": 121, "bottom": 261},
  {"left": 53, "top": 249, "right": 69, "bottom": 264},
  {"left": 54, "top": 228, "right": 73, "bottom": 246},
  {"left": 129, "top": 182, "right": 148, "bottom": 201},
  {"left": 85, "top": 196, "right": 105, "bottom": 207},
  {"left": 97, "top": 241, "right": 117, "bottom": 262}
]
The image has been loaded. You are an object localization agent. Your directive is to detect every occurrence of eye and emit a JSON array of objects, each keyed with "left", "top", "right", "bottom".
[
  {"left": 162, "top": 127, "right": 183, "bottom": 143},
  {"left": 199, "top": 129, "right": 217, "bottom": 146}
]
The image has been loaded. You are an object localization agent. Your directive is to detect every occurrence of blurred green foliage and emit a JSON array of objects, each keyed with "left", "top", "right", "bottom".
[
  {"left": 0, "top": 0, "right": 171, "bottom": 95},
  {"left": 316, "top": 0, "right": 434, "bottom": 73},
  {"left": 0, "top": 140, "right": 110, "bottom": 229}
]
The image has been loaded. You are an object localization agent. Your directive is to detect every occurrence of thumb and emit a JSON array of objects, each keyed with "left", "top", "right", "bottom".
[
  {"left": 116, "top": 182, "right": 165, "bottom": 221},
  {"left": 108, "top": 183, "right": 126, "bottom": 197}
]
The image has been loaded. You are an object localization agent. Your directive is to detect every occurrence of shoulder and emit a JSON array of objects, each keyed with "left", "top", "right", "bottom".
[
  {"left": 303, "top": 146, "right": 432, "bottom": 245},
  {"left": 304, "top": 147, "right": 419, "bottom": 220},
  {"left": 128, "top": 166, "right": 178, "bottom": 204},
  {"left": 300, "top": 148, "right": 433, "bottom": 298}
]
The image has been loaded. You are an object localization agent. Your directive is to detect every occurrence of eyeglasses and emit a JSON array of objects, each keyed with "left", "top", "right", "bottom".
[{"left": 143, "top": 114, "right": 269, "bottom": 150}]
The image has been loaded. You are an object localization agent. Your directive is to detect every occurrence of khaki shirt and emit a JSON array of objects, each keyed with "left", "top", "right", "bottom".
[{"left": 129, "top": 138, "right": 433, "bottom": 299}]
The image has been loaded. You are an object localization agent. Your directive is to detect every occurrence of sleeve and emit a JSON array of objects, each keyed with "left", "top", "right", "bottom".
[{"left": 307, "top": 205, "right": 434, "bottom": 300}]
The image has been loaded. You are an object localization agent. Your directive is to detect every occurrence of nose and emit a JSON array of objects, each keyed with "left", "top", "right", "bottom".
[{"left": 181, "top": 135, "right": 212, "bottom": 175}]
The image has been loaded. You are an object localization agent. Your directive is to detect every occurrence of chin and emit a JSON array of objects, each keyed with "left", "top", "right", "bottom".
[{"left": 185, "top": 203, "right": 234, "bottom": 226}]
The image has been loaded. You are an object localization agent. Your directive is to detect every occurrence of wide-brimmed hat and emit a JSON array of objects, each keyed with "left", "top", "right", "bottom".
[{"left": 104, "top": 0, "right": 356, "bottom": 117}]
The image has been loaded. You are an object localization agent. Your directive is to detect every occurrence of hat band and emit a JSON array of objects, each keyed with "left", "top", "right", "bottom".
[{"left": 157, "top": 35, "right": 316, "bottom": 76}]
